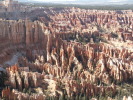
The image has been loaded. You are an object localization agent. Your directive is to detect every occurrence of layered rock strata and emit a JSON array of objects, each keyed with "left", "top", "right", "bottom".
[{"left": 0, "top": 8, "right": 133, "bottom": 100}]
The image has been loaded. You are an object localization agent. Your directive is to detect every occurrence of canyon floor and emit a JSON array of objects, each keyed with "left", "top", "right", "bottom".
[{"left": 0, "top": 7, "right": 133, "bottom": 100}]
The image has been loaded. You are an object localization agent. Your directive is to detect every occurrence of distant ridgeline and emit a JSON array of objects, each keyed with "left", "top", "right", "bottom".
[{"left": 32, "top": 3, "right": 133, "bottom": 10}]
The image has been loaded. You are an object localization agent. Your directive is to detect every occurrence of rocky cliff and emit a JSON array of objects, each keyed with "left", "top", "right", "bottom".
[{"left": 0, "top": 8, "right": 133, "bottom": 100}]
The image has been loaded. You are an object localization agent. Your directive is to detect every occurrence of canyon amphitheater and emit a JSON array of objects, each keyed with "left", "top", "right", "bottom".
[{"left": 0, "top": 2, "right": 133, "bottom": 100}]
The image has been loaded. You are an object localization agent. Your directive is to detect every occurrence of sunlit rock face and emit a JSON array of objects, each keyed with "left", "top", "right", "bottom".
[{"left": 0, "top": 7, "right": 133, "bottom": 100}]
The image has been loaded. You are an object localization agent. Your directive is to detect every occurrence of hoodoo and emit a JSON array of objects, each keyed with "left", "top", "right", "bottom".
[{"left": 0, "top": 1, "right": 133, "bottom": 100}]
